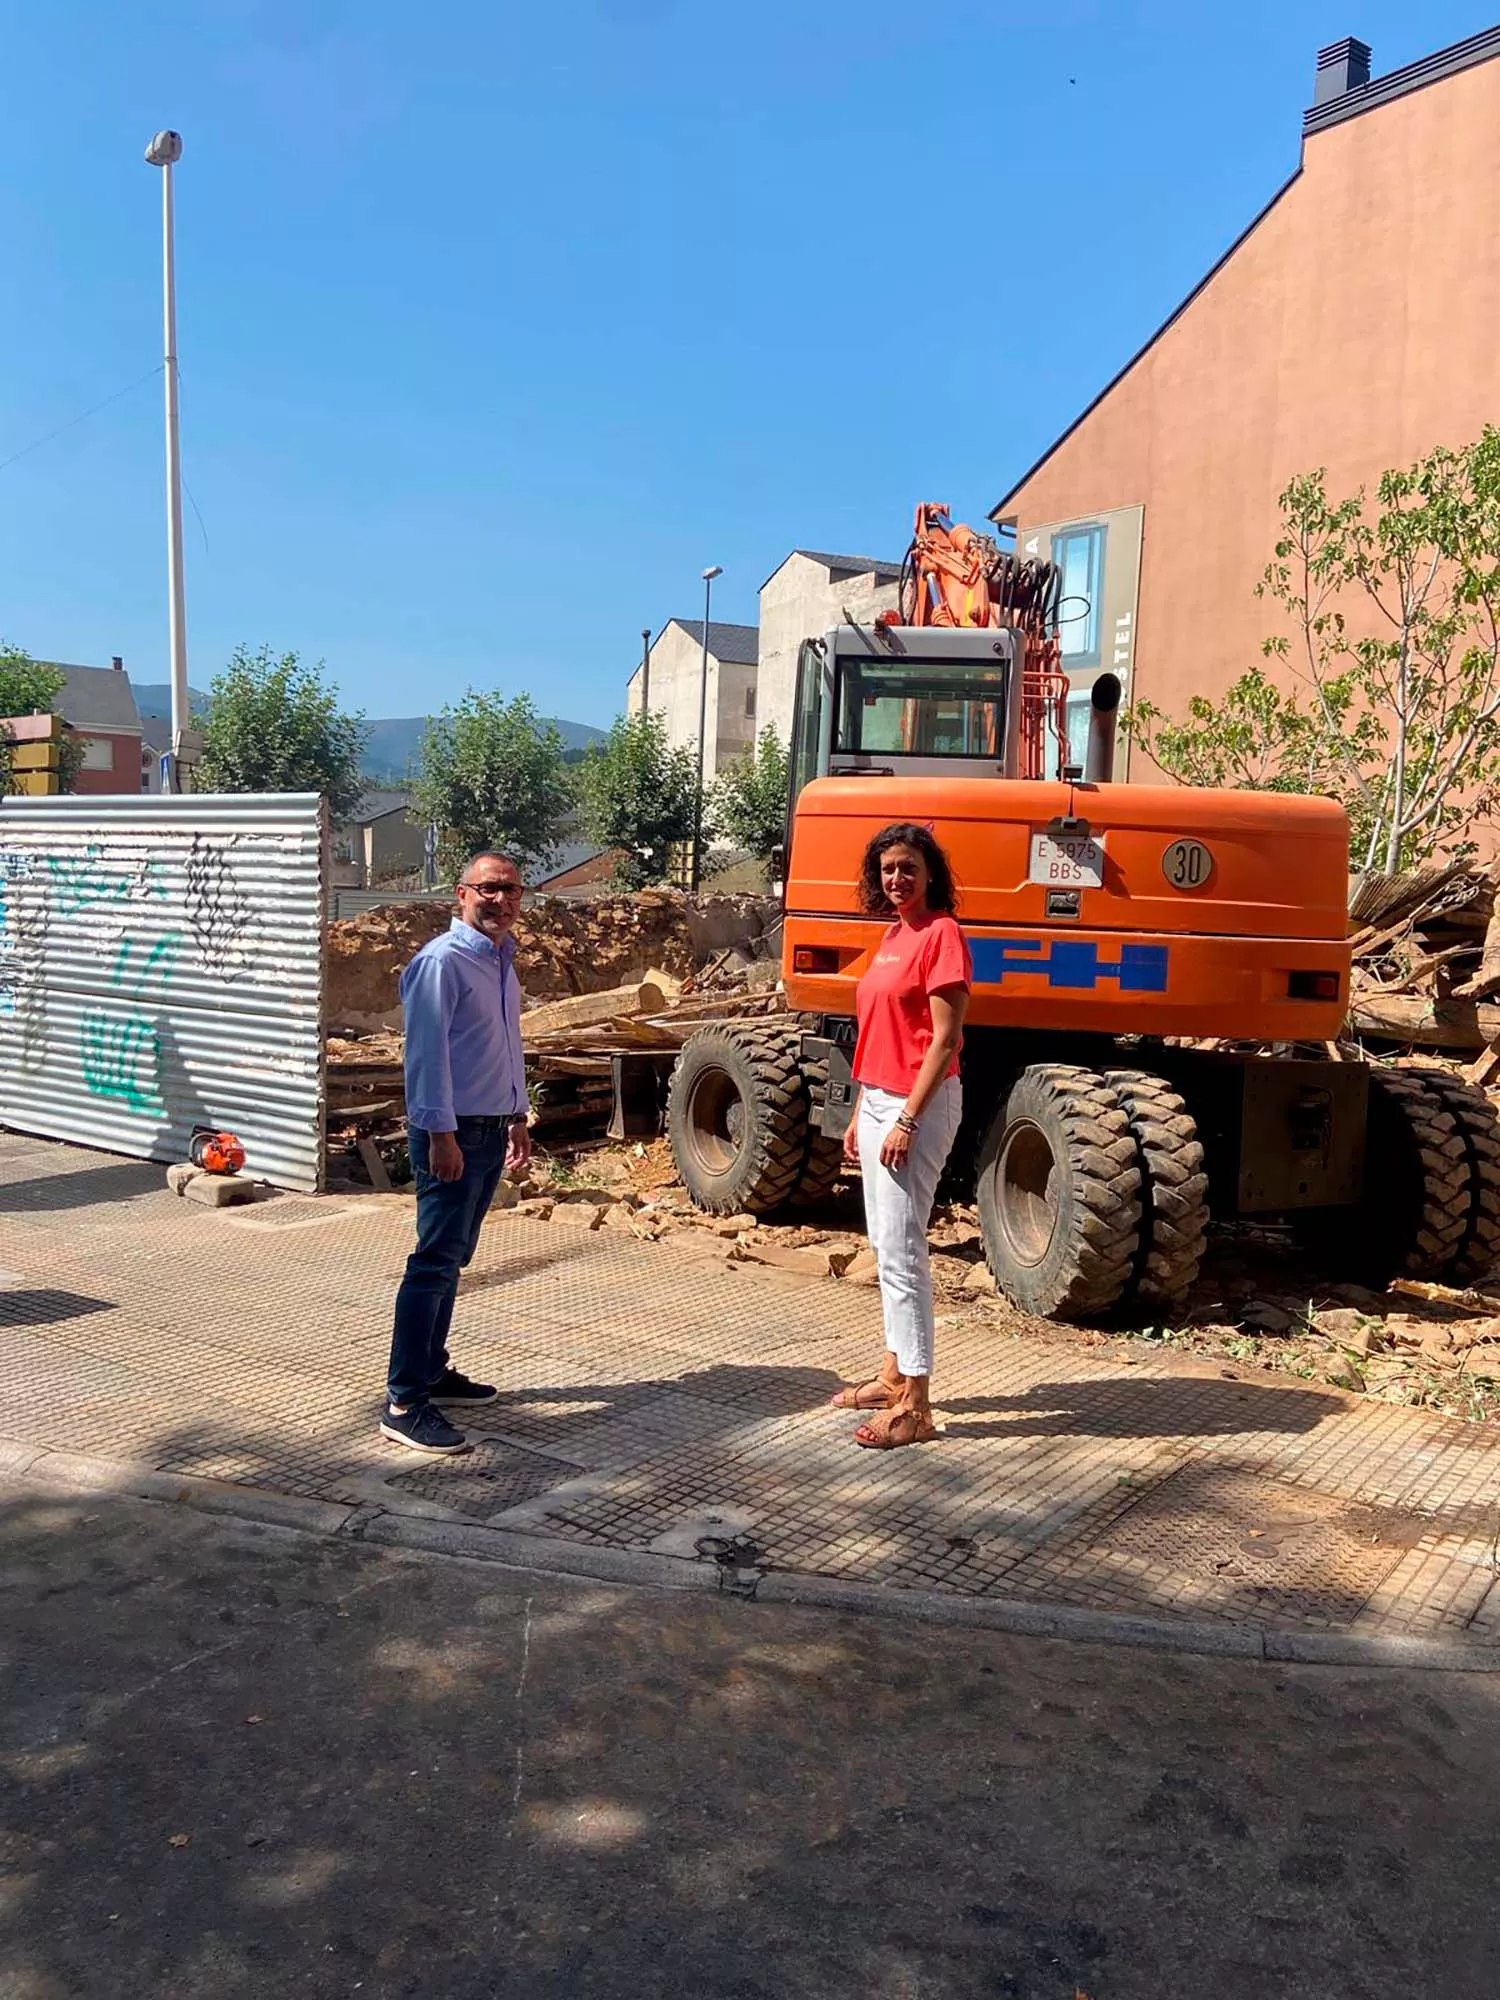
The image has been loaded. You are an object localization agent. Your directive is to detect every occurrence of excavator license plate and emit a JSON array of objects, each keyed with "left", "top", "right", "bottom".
[{"left": 1028, "top": 833, "right": 1104, "bottom": 889}]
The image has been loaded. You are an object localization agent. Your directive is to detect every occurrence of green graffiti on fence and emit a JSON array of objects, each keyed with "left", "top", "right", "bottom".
[
  {"left": 80, "top": 1011, "right": 163, "bottom": 1113},
  {"left": 80, "top": 924, "right": 184, "bottom": 1115}
]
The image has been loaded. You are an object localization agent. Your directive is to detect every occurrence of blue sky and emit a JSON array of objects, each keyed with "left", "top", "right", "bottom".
[{"left": 1, "top": 1, "right": 1491, "bottom": 726}]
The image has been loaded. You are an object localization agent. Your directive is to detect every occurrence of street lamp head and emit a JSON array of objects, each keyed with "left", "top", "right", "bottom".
[
  {"left": 701, "top": 565, "right": 723, "bottom": 582},
  {"left": 145, "top": 130, "right": 183, "bottom": 167}
]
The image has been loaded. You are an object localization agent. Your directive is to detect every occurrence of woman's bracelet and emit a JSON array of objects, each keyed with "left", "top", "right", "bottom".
[{"left": 895, "top": 1111, "right": 920, "bottom": 1135}]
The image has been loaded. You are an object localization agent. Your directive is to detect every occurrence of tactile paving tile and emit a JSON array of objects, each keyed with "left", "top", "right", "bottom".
[
  {"left": 382, "top": 1437, "right": 587, "bottom": 1519},
  {"left": 1006, "top": 1460, "right": 1427, "bottom": 1626}
]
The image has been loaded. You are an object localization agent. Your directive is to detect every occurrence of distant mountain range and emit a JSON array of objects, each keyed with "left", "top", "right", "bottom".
[{"left": 130, "top": 684, "right": 606, "bottom": 784}]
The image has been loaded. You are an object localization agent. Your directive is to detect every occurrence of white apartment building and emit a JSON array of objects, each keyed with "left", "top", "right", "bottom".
[
  {"left": 627, "top": 549, "right": 902, "bottom": 764},
  {"left": 627, "top": 618, "right": 759, "bottom": 783}
]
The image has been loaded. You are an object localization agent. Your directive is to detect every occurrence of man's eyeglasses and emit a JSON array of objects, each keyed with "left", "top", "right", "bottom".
[{"left": 463, "top": 879, "right": 523, "bottom": 897}]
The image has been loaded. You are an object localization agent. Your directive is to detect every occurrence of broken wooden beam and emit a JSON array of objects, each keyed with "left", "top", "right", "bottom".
[
  {"left": 1346, "top": 991, "right": 1500, "bottom": 1051},
  {"left": 521, "top": 979, "right": 672, "bottom": 1041}
]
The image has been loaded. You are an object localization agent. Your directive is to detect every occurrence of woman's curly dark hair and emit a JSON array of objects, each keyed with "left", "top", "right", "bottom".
[{"left": 857, "top": 823, "right": 960, "bottom": 918}]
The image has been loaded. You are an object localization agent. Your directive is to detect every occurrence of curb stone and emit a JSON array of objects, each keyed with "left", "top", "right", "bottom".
[{"left": 5, "top": 1444, "right": 1498, "bottom": 1671}]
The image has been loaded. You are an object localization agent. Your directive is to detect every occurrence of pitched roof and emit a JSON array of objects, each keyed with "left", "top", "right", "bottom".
[
  {"left": 38, "top": 661, "right": 142, "bottom": 733},
  {"left": 1303, "top": 24, "right": 1500, "bottom": 136},
  {"left": 758, "top": 548, "right": 904, "bottom": 592},
  {"left": 990, "top": 25, "right": 1500, "bottom": 520},
  {"left": 986, "top": 167, "right": 1303, "bottom": 518},
  {"left": 667, "top": 619, "right": 760, "bottom": 665},
  {"left": 796, "top": 549, "right": 903, "bottom": 581},
  {"left": 532, "top": 839, "right": 610, "bottom": 885},
  {"left": 348, "top": 787, "right": 415, "bottom": 824}
]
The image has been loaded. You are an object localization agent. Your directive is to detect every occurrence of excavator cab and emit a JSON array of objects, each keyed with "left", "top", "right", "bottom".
[{"left": 788, "top": 626, "right": 1028, "bottom": 817}]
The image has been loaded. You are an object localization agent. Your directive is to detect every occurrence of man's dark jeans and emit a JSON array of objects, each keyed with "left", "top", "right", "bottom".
[{"left": 387, "top": 1119, "right": 512, "bottom": 1407}]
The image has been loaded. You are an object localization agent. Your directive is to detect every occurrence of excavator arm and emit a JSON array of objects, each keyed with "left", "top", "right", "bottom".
[{"left": 896, "top": 503, "right": 1070, "bottom": 778}]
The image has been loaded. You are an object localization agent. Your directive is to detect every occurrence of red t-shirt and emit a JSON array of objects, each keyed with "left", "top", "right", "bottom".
[{"left": 852, "top": 914, "right": 972, "bottom": 1093}]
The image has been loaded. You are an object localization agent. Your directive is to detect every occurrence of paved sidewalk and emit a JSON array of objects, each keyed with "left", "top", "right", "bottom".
[{"left": 3, "top": 1128, "right": 1498, "bottom": 1656}]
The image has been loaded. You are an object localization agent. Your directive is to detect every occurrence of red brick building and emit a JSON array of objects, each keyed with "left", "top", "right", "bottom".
[{"left": 46, "top": 659, "right": 147, "bottom": 795}]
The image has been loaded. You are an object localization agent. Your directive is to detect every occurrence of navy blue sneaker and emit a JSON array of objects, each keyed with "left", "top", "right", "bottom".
[
  {"left": 429, "top": 1367, "right": 498, "bottom": 1406},
  {"left": 380, "top": 1403, "right": 467, "bottom": 1454}
]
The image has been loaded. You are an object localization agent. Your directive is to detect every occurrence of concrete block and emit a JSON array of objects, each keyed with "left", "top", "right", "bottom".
[
  {"left": 551, "top": 1201, "right": 604, "bottom": 1230},
  {"left": 165, "top": 1162, "right": 197, "bottom": 1195},
  {"left": 732, "top": 1241, "right": 830, "bottom": 1281},
  {"left": 183, "top": 1171, "right": 257, "bottom": 1208},
  {"left": 842, "top": 1249, "right": 880, "bottom": 1287}
]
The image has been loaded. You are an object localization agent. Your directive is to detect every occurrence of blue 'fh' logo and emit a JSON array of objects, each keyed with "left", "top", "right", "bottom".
[{"left": 968, "top": 936, "right": 1170, "bottom": 993}]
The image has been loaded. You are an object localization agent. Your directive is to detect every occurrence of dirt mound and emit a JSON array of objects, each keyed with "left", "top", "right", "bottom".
[{"left": 326, "top": 890, "right": 778, "bottom": 1032}]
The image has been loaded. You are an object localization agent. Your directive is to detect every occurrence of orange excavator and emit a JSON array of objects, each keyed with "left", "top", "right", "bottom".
[{"left": 665, "top": 504, "right": 1500, "bottom": 1318}]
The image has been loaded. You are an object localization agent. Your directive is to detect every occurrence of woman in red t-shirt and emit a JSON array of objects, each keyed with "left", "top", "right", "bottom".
[{"left": 831, "top": 823, "right": 971, "bottom": 1448}]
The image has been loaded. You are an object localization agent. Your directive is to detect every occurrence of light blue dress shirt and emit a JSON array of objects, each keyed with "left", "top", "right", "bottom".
[{"left": 401, "top": 918, "right": 527, "bottom": 1132}]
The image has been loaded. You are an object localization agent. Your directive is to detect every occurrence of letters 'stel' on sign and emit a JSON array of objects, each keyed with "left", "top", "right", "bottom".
[{"left": 1162, "top": 839, "right": 1214, "bottom": 890}]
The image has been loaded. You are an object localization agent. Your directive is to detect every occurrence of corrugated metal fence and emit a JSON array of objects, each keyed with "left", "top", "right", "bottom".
[
  {"left": 0, "top": 793, "right": 327, "bottom": 1192},
  {"left": 330, "top": 888, "right": 438, "bottom": 922}
]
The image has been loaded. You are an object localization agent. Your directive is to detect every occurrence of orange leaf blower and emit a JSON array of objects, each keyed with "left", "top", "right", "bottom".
[{"left": 189, "top": 1126, "right": 246, "bottom": 1175}]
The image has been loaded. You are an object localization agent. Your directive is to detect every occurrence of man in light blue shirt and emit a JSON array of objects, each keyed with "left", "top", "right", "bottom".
[{"left": 381, "top": 851, "right": 531, "bottom": 1454}]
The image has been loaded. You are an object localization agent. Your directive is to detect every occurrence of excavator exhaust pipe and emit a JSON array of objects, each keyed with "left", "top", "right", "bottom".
[{"left": 1085, "top": 673, "right": 1122, "bottom": 784}]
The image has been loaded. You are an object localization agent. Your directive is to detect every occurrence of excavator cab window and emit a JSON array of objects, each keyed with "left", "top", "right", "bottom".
[
  {"left": 835, "top": 655, "right": 1005, "bottom": 758},
  {"left": 785, "top": 638, "right": 828, "bottom": 837}
]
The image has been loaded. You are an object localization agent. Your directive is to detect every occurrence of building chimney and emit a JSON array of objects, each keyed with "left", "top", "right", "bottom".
[
  {"left": 111, "top": 654, "right": 123, "bottom": 671},
  {"left": 1314, "top": 37, "right": 1372, "bottom": 105}
]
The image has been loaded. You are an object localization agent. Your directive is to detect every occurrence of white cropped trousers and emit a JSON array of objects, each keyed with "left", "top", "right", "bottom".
[{"left": 856, "top": 1076, "right": 963, "bottom": 1378}]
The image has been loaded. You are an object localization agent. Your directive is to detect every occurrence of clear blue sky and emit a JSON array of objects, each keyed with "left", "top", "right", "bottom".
[{"left": 0, "top": 1, "right": 1491, "bottom": 726}]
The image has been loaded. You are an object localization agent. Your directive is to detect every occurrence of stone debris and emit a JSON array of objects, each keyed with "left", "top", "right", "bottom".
[
  {"left": 326, "top": 888, "right": 779, "bottom": 1033},
  {"left": 324, "top": 888, "right": 783, "bottom": 1186},
  {"left": 165, "top": 1164, "right": 258, "bottom": 1208}
]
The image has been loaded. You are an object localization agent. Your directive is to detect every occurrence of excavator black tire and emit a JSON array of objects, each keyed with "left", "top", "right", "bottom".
[
  {"left": 1102, "top": 1068, "right": 1210, "bottom": 1310},
  {"left": 975, "top": 1064, "right": 1142, "bottom": 1320},
  {"left": 789, "top": 1130, "right": 848, "bottom": 1209},
  {"left": 667, "top": 1021, "right": 810, "bottom": 1216},
  {"left": 1298, "top": 1066, "right": 1469, "bottom": 1284},
  {"left": 1410, "top": 1067, "right": 1500, "bottom": 1284},
  {"left": 785, "top": 1048, "right": 850, "bottom": 1210}
]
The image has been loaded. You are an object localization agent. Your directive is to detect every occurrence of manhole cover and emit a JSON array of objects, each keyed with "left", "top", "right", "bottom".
[
  {"left": 1060, "top": 1464, "right": 1424, "bottom": 1625},
  {"left": 385, "top": 1440, "right": 584, "bottom": 1520}
]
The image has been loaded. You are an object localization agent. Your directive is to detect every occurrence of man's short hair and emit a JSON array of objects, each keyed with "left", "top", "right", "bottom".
[{"left": 459, "top": 850, "right": 522, "bottom": 885}]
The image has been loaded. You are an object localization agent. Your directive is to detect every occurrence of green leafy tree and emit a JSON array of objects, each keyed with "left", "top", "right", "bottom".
[
  {"left": 709, "top": 726, "right": 790, "bottom": 881},
  {"left": 1126, "top": 428, "right": 1500, "bottom": 871},
  {"left": 197, "top": 645, "right": 368, "bottom": 818},
  {"left": 574, "top": 711, "right": 702, "bottom": 889},
  {"left": 410, "top": 690, "right": 573, "bottom": 876},
  {"left": 1125, "top": 668, "right": 1350, "bottom": 793},
  {"left": 0, "top": 644, "right": 83, "bottom": 794}
]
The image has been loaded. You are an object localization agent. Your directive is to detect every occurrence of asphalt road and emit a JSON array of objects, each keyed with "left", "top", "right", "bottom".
[{"left": 3, "top": 1476, "right": 1497, "bottom": 2000}]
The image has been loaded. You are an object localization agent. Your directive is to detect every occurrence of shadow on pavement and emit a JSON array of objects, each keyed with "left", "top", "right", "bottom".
[
  {"left": 0, "top": 1287, "right": 117, "bottom": 1327},
  {"left": 1, "top": 1477, "right": 1498, "bottom": 2000},
  {"left": 0, "top": 1155, "right": 167, "bottom": 1211},
  {"left": 944, "top": 1377, "right": 1346, "bottom": 1440}
]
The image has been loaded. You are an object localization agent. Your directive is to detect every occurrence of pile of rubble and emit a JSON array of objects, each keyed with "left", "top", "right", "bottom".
[
  {"left": 324, "top": 890, "right": 783, "bottom": 1184},
  {"left": 326, "top": 888, "right": 780, "bottom": 1033},
  {"left": 1347, "top": 863, "right": 1500, "bottom": 1079}
]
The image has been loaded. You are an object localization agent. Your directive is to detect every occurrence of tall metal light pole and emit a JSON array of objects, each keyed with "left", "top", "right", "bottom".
[
  {"left": 640, "top": 627, "right": 652, "bottom": 716},
  {"left": 691, "top": 566, "right": 721, "bottom": 893},
  {"left": 145, "top": 129, "right": 190, "bottom": 793}
]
